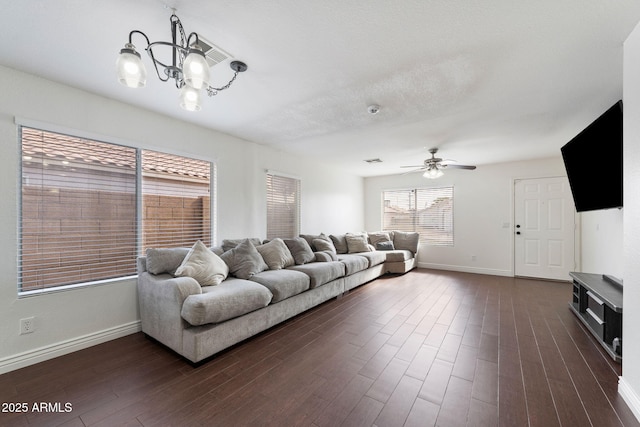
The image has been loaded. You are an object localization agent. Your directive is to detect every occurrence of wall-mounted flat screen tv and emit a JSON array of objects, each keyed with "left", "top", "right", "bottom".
[{"left": 561, "top": 100, "right": 623, "bottom": 212}]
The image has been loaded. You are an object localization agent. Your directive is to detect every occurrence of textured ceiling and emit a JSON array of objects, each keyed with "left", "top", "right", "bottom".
[{"left": 2, "top": 0, "right": 640, "bottom": 176}]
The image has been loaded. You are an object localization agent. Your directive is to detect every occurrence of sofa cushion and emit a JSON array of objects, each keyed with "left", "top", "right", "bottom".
[
  {"left": 337, "top": 254, "right": 369, "bottom": 276},
  {"left": 288, "top": 261, "right": 345, "bottom": 288},
  {"left": 353, "top": 250, "right": 387, "bottom": 267},
  {"left": 222, "top": 238, "right": 262, "bottom": 253},
  {"left": 329, "top": 234, "right": 348, "bottom": 254},
  {"left": 145, "top": 247, "right": 190, "bottom": 275},
  {"left": 384, "top": 249, "right": 414, "bottom": 263},
  {"left": 256, "top": 238, "right": 295, "bottom": 270},
  {"left": 315, "top": 251, "right": 338, "bottom": 262},
  {"left": 283, "top": 237, "right": 316, "bottom": 265},
  {"left": 393, "top": 231, "right": 420, "bottom": 254},
  {"left": 220, "top": 239, "right": 268, "bottom": 279},
  {"left": 174, "top": 240, "right": 229, "bottom": 286},
  {"left": 346, "top": 233, "right": 371, "bottom": 254},
  {"left": 249, "top": 269, "right": 310, "bottom": 303},
  {"left": 181, "top": 278, "right": 273, "bottom": 326}
]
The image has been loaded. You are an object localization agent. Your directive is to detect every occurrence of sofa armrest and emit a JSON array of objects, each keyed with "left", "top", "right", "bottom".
[{"left": 137, "top": 272, "right": 202, "bottom": 354}]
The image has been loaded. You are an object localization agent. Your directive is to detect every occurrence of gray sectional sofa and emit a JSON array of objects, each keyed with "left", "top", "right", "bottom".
[{"left": 137, "top": 231, "right": 419, "bottom": 363}]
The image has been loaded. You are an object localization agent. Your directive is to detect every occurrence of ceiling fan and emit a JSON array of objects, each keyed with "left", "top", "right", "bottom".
[{"left": 401, "top": 148, "right": 476, "bottom": 179}]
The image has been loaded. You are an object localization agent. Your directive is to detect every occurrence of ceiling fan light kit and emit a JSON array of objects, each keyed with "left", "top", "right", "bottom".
[
  {"left": 116, "top": 10, "right": 247, "bottom": 111},
  {"left": 401, "top": 148, "right": 476, "bottom": 178}
]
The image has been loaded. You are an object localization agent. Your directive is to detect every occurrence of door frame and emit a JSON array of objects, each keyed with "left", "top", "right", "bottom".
[{"left": 511, "top": 175, "right": 581, "bottom": 279}]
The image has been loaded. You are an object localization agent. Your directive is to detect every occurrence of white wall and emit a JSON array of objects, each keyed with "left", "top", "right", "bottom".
[
  {"left": 580, "top": 209, "right": 624, "bottom": 277},
  {"left": 619, "top": 20, "right": 640, "bottom": 421},
  {"left": 364, "top": 157, "right": 568, "bottom": 276},
  {"left": 0, "top": 65, "right": 364, "bottom": 373}
]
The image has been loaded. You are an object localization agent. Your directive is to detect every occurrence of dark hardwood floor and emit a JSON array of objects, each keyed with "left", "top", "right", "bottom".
[{"left": 1, "top": 269, "right": 637, "bottom": 426}]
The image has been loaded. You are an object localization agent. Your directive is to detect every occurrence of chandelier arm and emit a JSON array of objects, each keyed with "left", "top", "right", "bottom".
[{"left": 127, "top": 30, "right": 171, "bottom": 83}]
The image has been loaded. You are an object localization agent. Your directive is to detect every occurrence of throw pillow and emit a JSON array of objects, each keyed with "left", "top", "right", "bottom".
[
  {"left": 346, "top": 233, "right": 371, "bottom": 253},
  {"left": 368, "top": 231, "right": 391, "bottom": 247},
  {"left": 329, "top": 234, "right": 348, "bottom": 254},
  {"left": 256, "top": 238, "right": 295, "bottom": 270},
  {"left": 222, "top": 238, "right": 262, "bottom": 253},
  {"left": 393, "top": 231, "right": 420, "bottom": 253},
  {"left": 313, "top": 238, "right": 336, "bottom": 253},
  {"left": 145, "top": 247, "right": 191, "bottom": 275},
  {"left": 174, "top": 241, "right": 229, "bottom": 286},
  {"left": 220, "top": 239, "right": 268, "bottom": 279},
  {"left": 300, "top": 233, "right": 331, "bottom": 251},
  {"left": 283, "top": 237, "right": 316, "bottom": 265},
  {"left": 376, "top": 241, "right": 395, "bottom": 251}
]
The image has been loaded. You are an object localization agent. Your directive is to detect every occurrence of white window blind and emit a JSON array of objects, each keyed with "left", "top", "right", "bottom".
[
  {"left": 20, "top": 127, "right": 138, "bottom": 291},
  {"left": 266, "top": 172, "right": 300, "bottom": 239},
  {"left": 141, "top": 150, "right": 212, "bottom": 250},
  {"left": 19, "top": 126, "right": 214, "bottom": 293},
  {"left": 382, "top": 187, "right": 453, "bottom": 246}
]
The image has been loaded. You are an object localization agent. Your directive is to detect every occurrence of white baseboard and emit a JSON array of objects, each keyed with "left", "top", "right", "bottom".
[
  {"left": 619, "top": 376, "right": 640, "bottom": 422},
  {"left": 417, "top": 262, "right": 512, "bottom": 277},
  {"left": 0, "top": 321, "right": 141, "bottom": 374}
]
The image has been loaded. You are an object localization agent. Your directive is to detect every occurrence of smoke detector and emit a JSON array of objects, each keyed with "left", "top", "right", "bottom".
[{"left": 367, "top": 104, "right": 380, "bottom": 115}]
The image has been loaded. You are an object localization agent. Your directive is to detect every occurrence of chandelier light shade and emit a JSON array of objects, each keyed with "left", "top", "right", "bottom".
[
  {"left": 423, "top": 166, "right": 444, "bottom": 179},
  {"left": 116, "top": 10, "right": 247, "bottom": 111},
  {"left": 182, "top": 46, "right": 210, "bottom": 89},
  {"left": 116, "top": 44, "right": 146, "bottom": 88},
  {"left": 180, "top": 84, "right": 202, "bottom": 111}
]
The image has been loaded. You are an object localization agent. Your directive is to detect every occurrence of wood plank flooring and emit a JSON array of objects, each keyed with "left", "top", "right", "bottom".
[{"left": 0, "top": 269, "right": 637, "bottom": 426}]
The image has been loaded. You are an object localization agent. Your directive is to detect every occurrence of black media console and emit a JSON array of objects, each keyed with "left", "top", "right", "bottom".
[{"left": 568, "top": 272, "right": 623, "bottom": 362}]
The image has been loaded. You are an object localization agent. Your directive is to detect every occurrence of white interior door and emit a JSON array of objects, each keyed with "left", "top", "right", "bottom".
[{"left": 514, "top": 177, "right": 575, "bottom": 281}]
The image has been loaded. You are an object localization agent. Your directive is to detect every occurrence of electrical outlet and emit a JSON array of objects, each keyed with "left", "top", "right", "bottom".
[{"left": 20, "top": 317, "right": 35, "bottom": 335}]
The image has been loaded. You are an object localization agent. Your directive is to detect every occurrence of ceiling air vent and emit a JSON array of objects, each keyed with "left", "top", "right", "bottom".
[
  {"left": 191, "top": 37, "right": 232, "bottom": 68},
  {"left": 364, "top": 158, "right": 383, "bottom": 164}
]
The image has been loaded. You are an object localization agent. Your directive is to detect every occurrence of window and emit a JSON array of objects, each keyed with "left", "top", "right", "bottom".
[
  {"left": 19, "top": 126, "right": 213, "bottom": 293},
  {"left": 382, "top": 187, "right": 453, "bottom": 246},
  {"left": 266, "top": 172, "right": 300, "bottom": 239},
  {"left": 141, "top": 150, "right": 212, "bottom": 249}
]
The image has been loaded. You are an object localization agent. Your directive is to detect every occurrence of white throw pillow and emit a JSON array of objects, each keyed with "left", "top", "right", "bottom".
[{"left": 175, "top": 240, "right": 229, "bottom": 286}]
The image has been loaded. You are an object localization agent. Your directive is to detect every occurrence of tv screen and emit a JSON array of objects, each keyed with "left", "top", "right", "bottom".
[{"left": 561, "top": 100, "right": 623, "bottom": 213}]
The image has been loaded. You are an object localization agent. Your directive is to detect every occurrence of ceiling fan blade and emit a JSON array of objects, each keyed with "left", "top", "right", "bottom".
[
  {"left": 442, "top": 164, "right": 476, "bottom": 170},
  {"left": 400, "top": 165, "right": 425, "bottom": 168}
]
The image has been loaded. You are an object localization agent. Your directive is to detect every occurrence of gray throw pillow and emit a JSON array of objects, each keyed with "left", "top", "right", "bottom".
[
  {"left": 376, "top": 241, "right": 395, "bottom": 251},
  {"left": 283, "top": 237, "right": 316, "bottom": 265},
  {"left": 222, "top": 238, "right": 262, "bottom": 253},
  {"left": 174, "top": 240, "right": 229, "bottom": 286},
  {"left": 313, "top": 238, "right": 336, "bottom": 253},
  {"left": 393, "top": 231, "right": 420, "bottom": 253},
  {"left": 346, "top": 233, "right": 371, "bottom": 253},
  {"left": 368, "top": 231, "right": 391, "bottom": 247},
  {"left": 300, "top": 233, "right": 331, "bottom": 251},
  {"left": 220, "top": 239, "right": 268, "bottom": 279},
  {"left": 257, "top": 238, "right": 295, "bottom": 270},
  {"left": 329, "top": 234, "right": 348, "bottom": 254},
  {"left": 145, "top": 247, "right": 190, "bottom": 275}
]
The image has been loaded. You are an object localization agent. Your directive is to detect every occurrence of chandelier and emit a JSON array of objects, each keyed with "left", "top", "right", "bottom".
[{"left": 116, "top": 10, "right": 247, "bottom": 111}]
